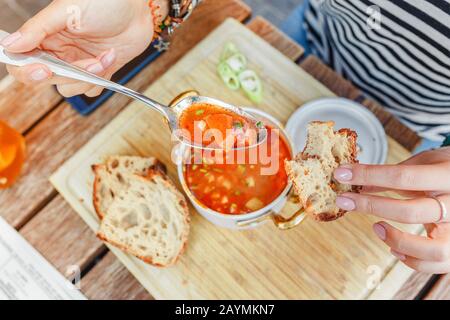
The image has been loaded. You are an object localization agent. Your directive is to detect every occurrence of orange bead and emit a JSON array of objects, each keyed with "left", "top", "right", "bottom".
[{"left": 0, "top": 120, "right": 26, "bottom": 189}]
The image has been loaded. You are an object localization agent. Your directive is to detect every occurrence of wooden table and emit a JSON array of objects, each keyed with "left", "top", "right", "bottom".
[{"left": 0, "top": 0, "right": 446, "bottom": 300}]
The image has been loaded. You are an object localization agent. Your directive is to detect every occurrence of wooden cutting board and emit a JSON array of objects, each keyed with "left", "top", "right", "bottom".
[{"left": 51, "top": 18, "right": 422, "bottom": 300}]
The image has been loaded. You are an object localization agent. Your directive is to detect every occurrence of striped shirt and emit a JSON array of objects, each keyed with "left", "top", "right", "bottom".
[{"left": 304, "top": 0, "right": 450, "bottom": 141}]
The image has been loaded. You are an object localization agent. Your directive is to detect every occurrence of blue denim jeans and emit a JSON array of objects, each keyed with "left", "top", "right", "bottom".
[
  {"left": 413, "top": 139, "right": 443, "bottom": 154},
  {"left": 281, "top": 0, "right": 311, "bottom": 56}
]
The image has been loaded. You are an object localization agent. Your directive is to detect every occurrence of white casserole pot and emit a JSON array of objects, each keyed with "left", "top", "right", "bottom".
[{"left": 173, "top": 92, "right": 306, "bottom": 230}]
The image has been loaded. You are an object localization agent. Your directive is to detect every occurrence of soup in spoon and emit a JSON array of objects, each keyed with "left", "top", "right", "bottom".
[{"left": 179, "top": 103, "right": 263, "bottom": 150}]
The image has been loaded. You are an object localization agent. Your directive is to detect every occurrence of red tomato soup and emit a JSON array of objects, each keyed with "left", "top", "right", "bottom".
[
  {"left": 178, "top": 103, "right": 256, "bottom": 149},
  {"left": 184, "top": 126, "right": 291, "bottom": 214}
]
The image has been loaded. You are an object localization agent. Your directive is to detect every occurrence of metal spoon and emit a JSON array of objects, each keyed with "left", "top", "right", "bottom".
[{"left": 0, "top": 31, "right": 267, "bottom": 151}]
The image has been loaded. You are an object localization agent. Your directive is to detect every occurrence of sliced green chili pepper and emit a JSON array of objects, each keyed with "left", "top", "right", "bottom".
[
  {"left": 217, "top": 62, "right": 240, "bottom": 91},
  {"left": 220, "top": 42, "right": 240, "bottom": 62},
  {"left": 238, "top": 70, "right": 263, "bottom": 104},
  {"left": 225, "top": 53, "right": 247, "bottom": 74}
]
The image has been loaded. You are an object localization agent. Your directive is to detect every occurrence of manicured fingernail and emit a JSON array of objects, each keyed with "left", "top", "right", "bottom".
[
  {"left": 373, "top": 223, "right": 386, "bottom": 241},
  {"left": 336, "top": 196, "right": 356, "bottom": 211},
  {"left": 1, "top": 32, "right": 22, "bottom": 47},
  {"left": 30, "top": 68, "right": 50, "bottom": 81},
  {"left": 391, "top": 250, "right": 406, "bottom": 261},
  {"left": 86, "top": 63, "right": 104, "bottom": 74},
  {"left": 334, "top": 167, "right": 353, "bottom": 182},
  {"left": 100, "top": 49, "right": 116, "bottom": 68}
]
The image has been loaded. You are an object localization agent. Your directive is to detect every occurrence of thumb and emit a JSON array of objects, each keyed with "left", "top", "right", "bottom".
[{"left": 1, "top": 1, "right": 69, "bottom": 52}]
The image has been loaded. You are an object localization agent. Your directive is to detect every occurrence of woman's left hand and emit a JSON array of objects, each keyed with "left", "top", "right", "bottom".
[{"left": 333, "top": 147, "right": 450, "bottom": 274}]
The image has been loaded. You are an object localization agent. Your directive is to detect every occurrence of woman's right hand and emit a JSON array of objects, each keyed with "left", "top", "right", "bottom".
[{"left": 1, "top": 0, "right": 168, "bottom": 97}]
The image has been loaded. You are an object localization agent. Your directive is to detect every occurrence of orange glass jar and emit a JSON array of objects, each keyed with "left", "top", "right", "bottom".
[{"left": 0, "top": 120, "right": 26, "bottom": 189}]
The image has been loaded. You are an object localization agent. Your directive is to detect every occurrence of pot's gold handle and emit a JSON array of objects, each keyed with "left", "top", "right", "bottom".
[
  {"left": 271, "top": 208, "right": 307, "bottom": 230},
  {"left": 236, "top": 207, "right": 307, "bottom": 230},
  {"left": 168, "top": 90, "right": 200, "bottom": 107}
]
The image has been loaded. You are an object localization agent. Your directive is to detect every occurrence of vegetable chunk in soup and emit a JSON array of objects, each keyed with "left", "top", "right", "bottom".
[{"left": 184, "top": 126, "right": 291, "bottom": 214}]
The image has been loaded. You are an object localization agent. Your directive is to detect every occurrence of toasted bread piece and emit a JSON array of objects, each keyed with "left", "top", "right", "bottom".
[
  {"left": 92, "top": 156, "right": 166, "bottom": 220},
  {"left": 285, "top": 121, "right": 359, "bottom": 221},
  {"left": 97, "top": 170, "right": 190, "bottom": 267}
]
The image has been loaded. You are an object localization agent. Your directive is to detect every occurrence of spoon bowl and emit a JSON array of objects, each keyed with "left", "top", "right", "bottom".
[{"left": 170, "top": 95, "right": 267, "bottom": 151}]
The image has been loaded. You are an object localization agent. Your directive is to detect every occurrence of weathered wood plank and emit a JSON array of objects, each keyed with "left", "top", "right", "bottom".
[
  {"left": 424, "top": 275, "right": 449, "bottom": 300},
  {"left": 81, "top": 252, "right": 153, "bottom": 300},
  {"left": 247, "top": 16, "right": 304, "bottom": 61},
  {"left": 299, "top": 55, "right": 421, "bottom": 152},
  {"left": 20, "top": 195, "right": 105, "bottom": 274},
  {"left": 0, "top": 76, "right": 62, "bottom": 133},
  {"left": 13, "top": 0, "right": 52, "bottom": 17},
  {"left": 393, "top": 272, "right": 433, "bottom": 300},
  {"left": 0, "top": 0, "right": 26, "bottom": 79},
  {"left": 300, "top": 55, "right": 362, "bottom": 101},
  {"left": 0, "top": 0, "right": 252, "bottom": 228}
]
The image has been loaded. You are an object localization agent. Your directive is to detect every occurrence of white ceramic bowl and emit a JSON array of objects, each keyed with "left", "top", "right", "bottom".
[
  {"left": 177, "top": 107, "right": 304, "bottom": 230},
  {"left": 286, "top": 98, "right": 388, "bottom": 164}
]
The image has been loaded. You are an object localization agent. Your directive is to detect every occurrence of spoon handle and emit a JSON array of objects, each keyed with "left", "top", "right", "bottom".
[{"left": 0, "top": 30, "right": 169, "bottom": 116}]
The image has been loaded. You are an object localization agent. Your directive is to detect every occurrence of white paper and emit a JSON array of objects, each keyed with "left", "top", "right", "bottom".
[{"left": 0, "top": 217, "right": 86, "bottom": 300}]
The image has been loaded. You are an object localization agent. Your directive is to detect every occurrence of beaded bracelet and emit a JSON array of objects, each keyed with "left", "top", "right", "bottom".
[
  {"left": 149, "top": 0, "right": 201, "bottom": 52},
  {"left": 148, "top": 0, "right": 165, "bottom": 34}
]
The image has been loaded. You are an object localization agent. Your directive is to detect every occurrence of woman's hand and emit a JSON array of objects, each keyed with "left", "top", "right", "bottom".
[
  {"left": 334, "top": 147, "right": 450, "bottom": 274},
  {"left": 1, "top": 0, "right": 168, "bottom": 97}
]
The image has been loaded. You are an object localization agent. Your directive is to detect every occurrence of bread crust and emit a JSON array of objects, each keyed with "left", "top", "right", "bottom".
[
  {"left": 92, "top": 164, "right": 105, "bottom": 220},
  {"left": 95, "top": 166, "right": 190, "bottom": 268},
  {"left": 92, "top": 157, "right": 167, "bottom": 220},
  {"left": 285, "top": 121, "right": 360, "bottom": 222}
]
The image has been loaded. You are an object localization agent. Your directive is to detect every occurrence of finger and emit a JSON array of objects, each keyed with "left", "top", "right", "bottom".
[
  {"left": 336, "top": 193, "right": 450, "bottom": 223},
  {"left": 6, "top": 64, "right": 52, "bottom": 84},
  {"left": 84, "top": 68, "right": 116, "bottom": 97},
  {"left": 373, "top": 222, "right": 450, "bottom": 262},
  {"left": 334, "top": 163, "right": 450, "bottom": 191},
  {"left": 56, "top": 50, "right": 117, "bottom": 97},
  {"left": 7, "top": 64, "right": 77, "bottom": 86},
  {"left": 6, "top": 48, "right": 116, "bottom": 89},
  {"left": 360, "top": 186, "right": 424, "bottom": 198},
  {"left": 0, "top": 1, "right": 68, "bottom": 52},
  {"left": 391, "top": 251, "right": 450, "bottom": 274},
  {"left": 84, "top": 87, "right": 105, "bottom": 97}
]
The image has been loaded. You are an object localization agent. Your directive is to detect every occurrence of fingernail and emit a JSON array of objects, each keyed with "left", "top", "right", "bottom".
[
  {"left": 336, "top": 196, "right": 356, "bottom": 211},
  {"left": 373, "top": 223, "right": 386, "bottom": 241},
  {"left": 30, "top": 68, "right": 49, "bottom": 81},
  {"left": 391, "top": 250, "right": 406, "bottom": 261},
  {"left": 100, "top": 49, "right": 116, "bottom": 68},
  {"left": 1, "top": 32, "right": 22, "bottom": 47},
  {"left": 86, "top": 63, "right": 104, "bottom": 74},
  {"left": 334, "top": 167, "right": 353, "bottom": 182}
]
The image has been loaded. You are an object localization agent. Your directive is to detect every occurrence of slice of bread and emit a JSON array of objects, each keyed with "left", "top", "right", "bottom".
[
  {"left": 97, "top": 169, "right": 190, "bottom": 267},
  {"left": 285, "top": 121, "right": 359, "bottom": 221},
  {"left": 92, "top": 156, "right": 166, "bottom": 219}
]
